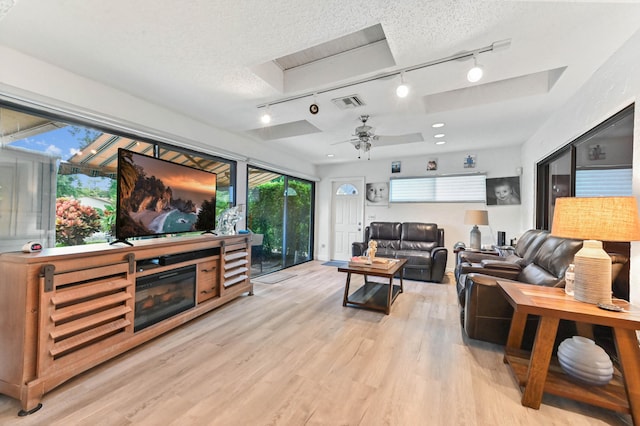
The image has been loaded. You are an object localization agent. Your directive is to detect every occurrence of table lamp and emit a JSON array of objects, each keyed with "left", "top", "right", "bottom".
[
  {"left": 464, "top": 209, "right": 489, "bottom": 250},
  {"left": 551, "top": 196, "right": 640, "bottom": 304}
]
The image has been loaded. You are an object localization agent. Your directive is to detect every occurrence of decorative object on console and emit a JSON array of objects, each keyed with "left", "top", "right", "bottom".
[
  {"left": 216, "top": 205, "right": 243, "bottom": 235},
  {"left": 464, "top": 209, "right": 489, "bottom": 250},
  {"left": 366, "top": 240, "right": 378, "bottom": 262},
  {"left": 557, "top": 336, "right": 613, "bottom": 386},
  {"left": 551, "top": 196, "right": 640, "bottom": 304}
]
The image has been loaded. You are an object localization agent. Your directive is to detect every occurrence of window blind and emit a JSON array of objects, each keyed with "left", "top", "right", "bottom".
[
  {"left": 390, "top": 174, "right": 486, "bottom": 203},
  {"left": 575, "top": 168, "right": 632, "bottom": 197}
]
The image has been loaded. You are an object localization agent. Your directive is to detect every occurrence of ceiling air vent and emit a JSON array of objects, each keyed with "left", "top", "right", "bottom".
[{"left": 331, "top": 95, "right": 365, "bottom": 110}]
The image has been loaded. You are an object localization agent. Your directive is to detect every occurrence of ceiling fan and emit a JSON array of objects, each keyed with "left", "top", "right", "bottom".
[{"left": 332, "top": 115, "right": 424, "bottom": 159}]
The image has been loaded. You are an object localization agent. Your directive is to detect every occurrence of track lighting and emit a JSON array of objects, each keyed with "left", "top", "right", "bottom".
[
  {"left": 260, "top": 106, "right": 272, "bottom": 124},
  {"left": 467, "top": 54, "right": 484, "bottom": 83},
  {"left": 256, "top": 40, "right": 509, "bottom": 110},
  {"left": 396, "top": 72, "right": 409, "bottom": 98}
]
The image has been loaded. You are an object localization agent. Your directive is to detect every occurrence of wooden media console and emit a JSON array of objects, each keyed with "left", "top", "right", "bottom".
[{"left": 0, "top": 234, "right": 252, "bottom": 415}]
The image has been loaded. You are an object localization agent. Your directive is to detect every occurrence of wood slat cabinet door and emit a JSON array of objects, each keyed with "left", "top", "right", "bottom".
[
  {"left": 37, "top": 254, "right": 135, "bottom": 378},
  {"left": 222, "top": 242, "right": 249, "bottom": 290},
  {"left": 196, "top": 259, "right": 219, "bottom": 303}
]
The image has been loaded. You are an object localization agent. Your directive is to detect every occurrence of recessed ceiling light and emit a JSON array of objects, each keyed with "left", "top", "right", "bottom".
[
  {"left": 327, "top": 154, "right": 335, "bottom": 158},
  {"left": 432, "top": 122, "right": 445, "bottom": 128},
  {"left": 434, "top": 133, "right": 445, "bottom": 138},
  {"left": 435, "top": 140, "right": 446, "bottom": 145}
]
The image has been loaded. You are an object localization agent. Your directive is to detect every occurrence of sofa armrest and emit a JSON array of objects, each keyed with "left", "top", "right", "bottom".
[
  {"left": 457, "top": 262, "right": 520, "bottom": 280},
  {"left": 457, "top": 250, "right": 500, "bottom": 264},
  {"left": 352, "top": 242, "right": 367, "bottom": 257},
  {"left": 479, "top": 259, "right": 522, "bottom": 271},
  {"left": 430, "top": 246, "right": 448, "bottom": 283},
  {"left": 462, "top": 273, "right": 519, "bottom": 344}
]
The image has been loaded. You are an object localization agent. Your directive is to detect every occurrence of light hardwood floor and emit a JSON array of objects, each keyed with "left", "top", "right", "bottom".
[{"left": 0, "top": 261, "right": 632, "bottom": 425}]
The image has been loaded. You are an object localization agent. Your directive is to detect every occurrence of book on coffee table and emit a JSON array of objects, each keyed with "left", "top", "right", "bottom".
[{"left": 348, "top": 256, "right": 398, "bottom": 269}]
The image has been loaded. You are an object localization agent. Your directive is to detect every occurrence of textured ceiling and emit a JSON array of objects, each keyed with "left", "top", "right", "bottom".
[{"left": 1, "top": 1, "right": 640, "bottom": 165}]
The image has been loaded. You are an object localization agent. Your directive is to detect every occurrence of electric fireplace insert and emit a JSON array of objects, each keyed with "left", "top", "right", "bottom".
[{"left": 134, "top": 265, "right": 196, "bottom": 332}]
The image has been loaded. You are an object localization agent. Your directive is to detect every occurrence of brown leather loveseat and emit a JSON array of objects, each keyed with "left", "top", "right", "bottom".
[{"left": 352, "top": 222, "right": 448, "bottom": 283}]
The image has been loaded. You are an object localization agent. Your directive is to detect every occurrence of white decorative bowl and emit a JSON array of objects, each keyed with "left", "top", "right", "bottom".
[{"left": 557, "top": 336, "right": 613, "bottom": 386}]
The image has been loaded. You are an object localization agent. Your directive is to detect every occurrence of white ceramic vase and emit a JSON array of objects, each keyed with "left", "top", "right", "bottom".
[{"left": 557, "top": 336, "right": 613, "bottom": 386}]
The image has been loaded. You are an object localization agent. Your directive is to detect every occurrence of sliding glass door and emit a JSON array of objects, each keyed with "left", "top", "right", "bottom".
[{"left": 247, "top": 167, "right": 314, "bottom": 276}]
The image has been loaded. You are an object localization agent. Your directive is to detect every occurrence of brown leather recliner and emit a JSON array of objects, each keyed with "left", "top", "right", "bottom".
[
  {"left": 352, "top": 222, "right": 448, "bottom": 283},
  {"left": 454, "top": 229, "right": 549, "bottom": 282},
  {"left": 457, "top": 234, "right": 583, "bottom": 346}
]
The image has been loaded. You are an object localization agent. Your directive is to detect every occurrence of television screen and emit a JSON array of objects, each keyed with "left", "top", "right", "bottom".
[{"left": 116, "top": 149, "right": 217, "bottom": 241}]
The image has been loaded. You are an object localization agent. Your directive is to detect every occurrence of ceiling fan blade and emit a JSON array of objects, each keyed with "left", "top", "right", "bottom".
[
  {"left": 373, "top": 132, "right": 424, "bottom": 147},
  {"left": 331, "top": 138, "right": 358, "bottom": 146}
]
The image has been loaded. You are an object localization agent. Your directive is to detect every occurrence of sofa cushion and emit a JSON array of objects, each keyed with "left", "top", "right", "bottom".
[
  {"left": 517, "top": 263, "right": 562, "bottom": 286},
  {"left": 375, "top": 248, "right": 398, "bottom": 258},
  {"left": 400, "top": 223, "right": 440, "bottom": 251},
  {"left": 368, "top": 222, "right": 402, "bottom": 250},
  {"left": 396, "top": 250, "right": 432, "bottom": 267},
  {"left": 514, "top": 229, "right": 549, "bottom": 264},
  {"left": 530, "top": 236, "right": 583, "bottom": 279}
]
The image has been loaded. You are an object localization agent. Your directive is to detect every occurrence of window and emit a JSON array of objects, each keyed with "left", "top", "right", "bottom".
[
  {"left": 0, "top": 102, "right": 235, "bottom": 250},
  {"left": 575, "top": 169, "right": 632, "bottom": 197},
  {"left": 336, "top": 183, "right": 358, "bottom": 195},
  {"left": 247, "top": 166, "right": 314, "bottom": 276},
  {"left": 389, "top": 174, "right": 486, "bottom": 203},
  {"left": 536, "top": 104, "right": 634, "bottom": 229}
]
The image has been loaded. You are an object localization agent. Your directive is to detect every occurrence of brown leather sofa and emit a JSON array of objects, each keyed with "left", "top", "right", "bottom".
[
  {"left": 456, "top": 229, "right": 630, "bottom": 347},
  {"left": 352, "top": 222, "right": 448, "bottom": 283},
  {"left": 454, "top": 229, "right": 549, "bottom": 282},
  {"left": 456, "top": 230, "right": 583, "bottom": 345}
]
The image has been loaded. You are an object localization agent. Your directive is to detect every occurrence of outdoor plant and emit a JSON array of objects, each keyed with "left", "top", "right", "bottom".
[{"left": 55, "top": 197, "right": 102, "bottom": 246}]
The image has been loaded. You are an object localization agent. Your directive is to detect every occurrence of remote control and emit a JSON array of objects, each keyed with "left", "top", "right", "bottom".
[{"left": 597, "top": 302, "right": 625, "bottom": 312}]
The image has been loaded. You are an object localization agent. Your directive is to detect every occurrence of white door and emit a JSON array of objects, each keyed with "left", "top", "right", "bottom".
[{"left": 331, "top": 179, "right": 364, "bottom": 261}]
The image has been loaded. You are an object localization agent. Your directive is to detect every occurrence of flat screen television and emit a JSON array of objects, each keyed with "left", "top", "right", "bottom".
[{"left": 114, "top": 149, "right": 217, "bottom": 243}]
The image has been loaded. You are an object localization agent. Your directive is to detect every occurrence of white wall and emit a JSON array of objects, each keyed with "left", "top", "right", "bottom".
[
  {"left": 520, "top": 28, "right": 640, "bottom": 304},
  {"left": 315, "top": 145, "right": 523, "bottom": 271},
  {"left": 0, "top": 46, "right": 316, "bottom": 180}
]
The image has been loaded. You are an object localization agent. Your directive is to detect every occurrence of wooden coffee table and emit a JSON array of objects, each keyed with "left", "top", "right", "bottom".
[
  {"left": 497, "top": 281, "right": 640, "bottom": 423},
  {"left": 338, "top": 258, "right": 407, "bottom": 315}
]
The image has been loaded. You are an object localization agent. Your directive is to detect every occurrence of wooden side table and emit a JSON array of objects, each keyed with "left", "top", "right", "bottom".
[{"left": 497, "top": 281, "right": 640, "bottom": 424}]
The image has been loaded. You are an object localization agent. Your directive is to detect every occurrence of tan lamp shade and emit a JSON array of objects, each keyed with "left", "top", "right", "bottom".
[
  {"left": 464, "top": 210, "right": 489, "bottom": 226},
  {"left": 551, "top": 196, "right": 640, "bottom": 241},
  {"left": 551, "top": 196, "right": 640, "bottom": 304}
]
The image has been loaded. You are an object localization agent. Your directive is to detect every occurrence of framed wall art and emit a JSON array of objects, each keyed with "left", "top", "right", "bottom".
[
  {"left": 366, "top": 182, "right": 389, "bottom": 206},
  {"left": 486, "top": 176, "right": 521, "bottom": 205}
]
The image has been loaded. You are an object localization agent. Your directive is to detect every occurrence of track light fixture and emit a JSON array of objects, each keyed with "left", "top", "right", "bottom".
[
  {"left": 256, "top": 39, "right": 510, "bottom": 116},
  {"left": 260, "top": 105, "right": 272, "bottom": 124},
  {"left": 467, "top": 53, "right": 484, "bottom": 83},
  {"left": 396, "top": 72, "right": 409, "bottom": 98}
]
